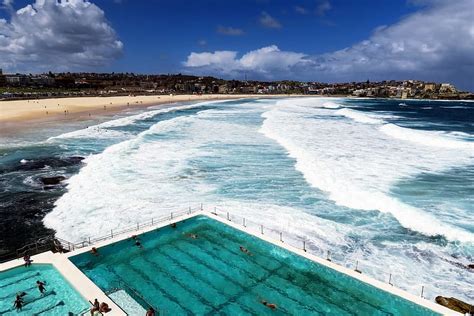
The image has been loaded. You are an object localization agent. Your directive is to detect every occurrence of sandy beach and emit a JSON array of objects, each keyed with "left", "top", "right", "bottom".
[{"left": 0, "top": 94, "right": 270, "bottom": 123}]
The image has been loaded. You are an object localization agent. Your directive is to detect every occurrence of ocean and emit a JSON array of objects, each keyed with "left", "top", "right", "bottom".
[{"left": 0, "top": 97, "right": 472, "bottom": 301}]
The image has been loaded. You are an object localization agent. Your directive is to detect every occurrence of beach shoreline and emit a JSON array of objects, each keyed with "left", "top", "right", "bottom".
[
  {"left": 0, "top": 94, "right": 312, "bottom": 136},
  {"left": 0, "top": 94, "right": 256, "bottom": 123}
]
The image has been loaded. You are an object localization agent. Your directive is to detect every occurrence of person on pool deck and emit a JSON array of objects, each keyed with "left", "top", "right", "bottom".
[
  {"left": 146, "top": 307, "right": 156, "bottom": 316},
  {"left": 261, "top": 300, "right": 277, "bottom": 310},
  {"left": 99, "top": 302, "right": 111, "bottom": 313},
  {"left": 90, "top": 298, "right": 100, "bottom": 316},
  {"left": 36, "top": 280, "right": 46, "bottom": 295},
  {"left": 240, "top": 246, "right": 252, "bottom": 256},
  {"left": 23, "top": 254, "right": 32, "bottom": 267},
  {"left": 13, "top": 297, "right": 23, "bottom": 311}
]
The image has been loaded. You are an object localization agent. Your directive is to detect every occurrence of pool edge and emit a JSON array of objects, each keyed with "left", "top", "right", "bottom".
[{"left": 0, "top": 209, "right": 462, "bottom": 316}]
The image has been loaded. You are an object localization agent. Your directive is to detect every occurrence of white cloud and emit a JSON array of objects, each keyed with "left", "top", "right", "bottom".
[
  {"left": 0, "top": 0, "right": 123, "bottom": 72},
  {"left": 184, "top": 0, "right": 474, "bottom": 90},
  {"left": 185, "top": 50, "right": 239, "bottom": 68},
  {"left": 1, "top": 0, "right": 13, "bottom": 12},
  {"left": 312, "top": 0, "right": 474, "bottom": 88},
  {"left": 295, "top": 6, "right": 308, "bottom": 15},
  {"left": 184, "top": 45, "right": 309, "bottom": 78},
  {"left": 217, "top": 26, "right": 244, "bottom": 36},
  {"left": 259, "top": 11, "right": 281, "bottom": 29},
  {"left": 315, "top": 0, "right": 331, "bottom": 16}
]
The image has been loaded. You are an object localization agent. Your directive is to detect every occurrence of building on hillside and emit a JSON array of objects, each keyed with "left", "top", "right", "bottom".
[
  {"left": 5, "top": 74, "right": 30, "bottom": 86},
  {"left": 423, "top": 83, "right": 436, "bottom": 93},
  {"left": 218, "top": 84, "right": 229, "bottom": 93},
  {"left": 0, "top": 69, "right": 5, "bottom": 86},
  {"left": 30, "top": 75, "right": 55, "bottom": 87},
  {"left": 439, "top": 83, "right": 457, "bottom": 94},
  {"left": 401, "top": 89, "right": 408, "bottom": 99}
]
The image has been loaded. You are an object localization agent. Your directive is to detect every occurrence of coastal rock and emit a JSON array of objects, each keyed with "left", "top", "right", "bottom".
[
  {"left": 435, "top": 296, "right": 473, "bottom": 314},
  {"left": 468, "top": 264, "right": 474, "bottom": 269},
  {"left": 40, "top": 176, "right": 66, "bottom": 185},
  {"left": 14, "top": 156, "right": 84, "bottom": 172}
]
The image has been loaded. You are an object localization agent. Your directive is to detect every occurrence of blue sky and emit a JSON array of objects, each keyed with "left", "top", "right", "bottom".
[
  {"left": 99, "top": 0, "right": 417, "bottom": 74},
  {"left": 0, "top": 0, "right": 473, "bottom": 90}
]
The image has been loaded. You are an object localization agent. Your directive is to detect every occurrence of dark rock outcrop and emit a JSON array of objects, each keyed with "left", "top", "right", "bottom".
[
  {"left": 435, "top": 296, "right": 473, "bottom": 314},
  {"left": 40, "top": 176, "right": 66, "bottom": 185},
  {"left": 11, "top": 156, "right": 84, "bottom": 172}
]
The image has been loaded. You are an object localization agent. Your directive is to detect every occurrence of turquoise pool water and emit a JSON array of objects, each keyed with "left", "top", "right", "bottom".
[
  {"left": 0, "top": 264, "right": 88, "bottom": 315},
  {"left": 71, "top": 216, "right": 441, "bottom": 315}
]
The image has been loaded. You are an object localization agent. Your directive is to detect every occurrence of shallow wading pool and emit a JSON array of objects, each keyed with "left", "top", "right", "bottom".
[{"left": 0, "top": 264, "right": 89, "bottom": 315}]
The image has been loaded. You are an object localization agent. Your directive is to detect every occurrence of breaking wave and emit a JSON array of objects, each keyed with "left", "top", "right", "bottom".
[{"left": 260, "top": 99, "right": 474, "bottom": 243}]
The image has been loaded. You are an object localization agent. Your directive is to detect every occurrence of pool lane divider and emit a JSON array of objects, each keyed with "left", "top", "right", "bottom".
[{"left": 0, "top": 208, "right": 462, "bottom": 315}]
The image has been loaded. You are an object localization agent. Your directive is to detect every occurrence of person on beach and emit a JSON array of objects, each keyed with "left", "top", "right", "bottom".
[
  {"left": 146, "top": 307, "right": 156, "bottom": 316},
  {"left": 240, "top": 246, "right": 252, "bottom": 256},
  {"left": 36, "top": 280, "right": 46, "bottom": 294},
  {"left": 90, "top": 298, "right": 100, "bottom": 315},
  {"left": 261, "top": 300, "right": 277, "bottom": 310}
]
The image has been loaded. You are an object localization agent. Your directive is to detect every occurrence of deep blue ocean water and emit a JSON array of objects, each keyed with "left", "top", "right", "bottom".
[{"left": 0, "top": 97, "right": 472, "bottom": 301}]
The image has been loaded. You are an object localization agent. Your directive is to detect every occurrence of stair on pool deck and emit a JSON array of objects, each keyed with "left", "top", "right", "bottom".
[{"left": 108, "top": 290, "right": 147, "bottom": 316}]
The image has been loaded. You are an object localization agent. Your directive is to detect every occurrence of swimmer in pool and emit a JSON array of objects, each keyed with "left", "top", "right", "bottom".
[
  {"left": 261, "top": 300, "right": 277, "bottom": 310},
  {"left": 131, "top": 235, "right": 143, "bottom": 248},
  {"left": 239, "top": 246, "right": 252, "bottom": 256},
  {"left": 36, "top": 280, "right": 46, "bottom": 295}
]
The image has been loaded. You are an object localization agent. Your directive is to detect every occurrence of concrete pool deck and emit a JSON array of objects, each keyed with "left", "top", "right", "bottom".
[{"left": 0, "top": 208, "right": 461, "bottom": 315}]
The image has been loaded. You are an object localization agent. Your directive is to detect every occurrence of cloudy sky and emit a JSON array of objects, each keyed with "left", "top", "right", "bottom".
[{"left": 0, "top": 0, "right": 473, "bottom": 90}]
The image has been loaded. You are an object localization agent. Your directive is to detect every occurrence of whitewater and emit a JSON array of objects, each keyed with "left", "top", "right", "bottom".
[{"left": 13, "top": 97, "right": 471, "bottom": 301}]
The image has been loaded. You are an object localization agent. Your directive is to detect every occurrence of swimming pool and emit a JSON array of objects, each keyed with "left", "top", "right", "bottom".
[
  {"left": 0, "top": 264, "right": 89, "bottom": 315},
  {"left": 70, "top": 215, "right": 441, "bottom": 315}
]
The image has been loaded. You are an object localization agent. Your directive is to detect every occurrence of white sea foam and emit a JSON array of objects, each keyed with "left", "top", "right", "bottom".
[
  {"left": 440, "top": 105, "right": 471, "bottom": 109},
  {"left": 275, "top": 97, "right": 342, "bottom": 109},
  {"left": 44, "top": 104, "right": 269, "bottom": 241},
  {"left": 49, "top": 127, "right": 130, "bottom": 140},
  {"left": 380, "top": 124, "right": 474, "bottom": 150},
  {"left": 47, "top": 101, "right": 222, "bottom": 141},
  {"left": 260, "top": 98, "right": 474, "bottom": 243},
  {"left": 46, "top": 97, "right": 474, "bottom": 244},
  {"left": 335, "top": 108, "right": 384, "bottom": 124},
  {"left": 42, "top": 97, "right": 474, "bottom": 301},
  {"left": 322, "top": 101, "right": 341, "bottom": 109}
]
